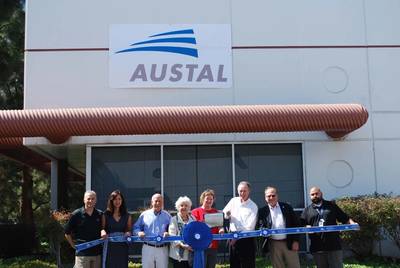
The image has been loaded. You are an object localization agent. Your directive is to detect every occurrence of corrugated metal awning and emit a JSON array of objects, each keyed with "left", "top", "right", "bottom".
[{"left": 0, "top": 104, "right": 368, "bottom": 144}]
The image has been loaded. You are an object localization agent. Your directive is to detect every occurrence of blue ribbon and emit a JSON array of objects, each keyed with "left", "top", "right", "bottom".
[
  {"left": 194, "top": 250, "right": 204, "bottom": 268},
  {"left": 182, "top": 221, "right": 213, "bottom": 268},
  {"left": 76, "top": 238, "right": 104, "bottom": 253},
  {"left": 75, "top": 234, "right": 182, "bottom": 252},
  {"left": 76, "top": 223, "right": 360, "bottom": 268}
]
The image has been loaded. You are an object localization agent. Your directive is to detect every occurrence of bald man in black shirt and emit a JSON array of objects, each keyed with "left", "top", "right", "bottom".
[{"left": 300, "top": 187, "right": 356, "bottom": 268}]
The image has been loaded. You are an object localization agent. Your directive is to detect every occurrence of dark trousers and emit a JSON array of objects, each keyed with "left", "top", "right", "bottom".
[
  {"left": 229, "top": 238, "right": 255, "bottom": 268},
  {"left": 170, "top": 258, "right": 191, "bottom": 268},
  {"left": 204, "top": 248, "right": 217, "bottom": 268},
  {"left": 312, "top": 250, "right": 343, "bottom": 268}
]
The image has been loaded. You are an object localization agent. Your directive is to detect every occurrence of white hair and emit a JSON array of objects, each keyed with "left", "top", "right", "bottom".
[
  {"left": 238, "top": 180, "right": 251, "bottom": 189},
  {"left": 84, "top": 190, "right": 96, "bottom": 198},
  {"left": 175, "top": 196, "right": 192, "bottom": 210}
]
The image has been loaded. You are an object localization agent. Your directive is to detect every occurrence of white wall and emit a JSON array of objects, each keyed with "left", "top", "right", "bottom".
[
  {"left": 25, "top": 0, "right": 370, "bottom": 110},
  {"left": 364, "top": 0, "right": 400, "bottom": 196},
  {"left": 24, "top": 0, "right": 400, "bottom": 196},
  {"left": 303, "top": 141, "right": 376, "bottom": 199}
]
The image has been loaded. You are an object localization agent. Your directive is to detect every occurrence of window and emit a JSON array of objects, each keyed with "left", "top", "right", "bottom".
[
  {"left": 235, "top": 144, "right": 304, "bottom": 208},
  {"left": 91, "top": 146, "right": 161, "bottom": 211},
  {"left": 163, "top": 145, "right": 233, "bottom": 210},
  {"left": 91, "top": 143, "right": 304, "bottom": 211}
]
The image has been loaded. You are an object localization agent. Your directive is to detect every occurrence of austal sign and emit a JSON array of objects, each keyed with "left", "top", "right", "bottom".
[{"left": 109, "top": 24, "right": 232, "bottom": 88}]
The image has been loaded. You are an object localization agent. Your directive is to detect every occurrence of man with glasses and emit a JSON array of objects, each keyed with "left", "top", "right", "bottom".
[
  {"left": 300, "top": 186, "right": 356, "bottom": 268},
  {"left": 257, "top": 186, "right": 301, "bottom": 268}
]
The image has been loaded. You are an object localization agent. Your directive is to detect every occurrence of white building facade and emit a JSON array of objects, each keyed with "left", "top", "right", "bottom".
[{"left": 21, "top": 1, "right": 399, "bottom": 255}]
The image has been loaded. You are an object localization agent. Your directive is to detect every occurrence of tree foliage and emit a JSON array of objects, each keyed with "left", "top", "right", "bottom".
[
  {"left": 0, "top": 158, "right": 22, "bottom": 222},
  {"left": 0, "top": 0, "right": 26, "bottom": 224},
  {"left": 0, "top": 0, "right": 24, "bottom": 110},
  {"left": 0, "top": 157, "right": 50, "bottom": 222},
  {"left": 0, "top": 0, "right": 51, "bottom": 232},
  {"left": 0, "top": 2, "right": 77, "bottom": 257}
]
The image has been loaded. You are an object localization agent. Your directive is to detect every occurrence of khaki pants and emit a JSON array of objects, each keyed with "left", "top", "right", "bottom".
[
  {"left": 269, "top": 240, "right": 300, "bottom": 268},
  {"left": 74, "top": 255, "right": 101, "bottom": 268},
  {"left": 142, "top": 244, "right": 169, "bottom": 268}
]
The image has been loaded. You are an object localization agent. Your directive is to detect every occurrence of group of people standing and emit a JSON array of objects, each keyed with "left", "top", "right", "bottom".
[{"left": 65, "top": 181, "right": 356, "bottom": 268}]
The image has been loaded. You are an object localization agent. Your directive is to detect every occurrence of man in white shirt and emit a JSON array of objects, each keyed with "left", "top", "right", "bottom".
[
  {"left": 223, "top": 181, "right": 258, "bottom": 268},
  {"left": 257, "top": 186, "right": 300, "bottom": 268}
]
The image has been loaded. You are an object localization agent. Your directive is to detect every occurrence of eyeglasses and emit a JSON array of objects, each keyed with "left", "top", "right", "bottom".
[{"left": 266, "top": 194, "right": 276, "bottom": 198}]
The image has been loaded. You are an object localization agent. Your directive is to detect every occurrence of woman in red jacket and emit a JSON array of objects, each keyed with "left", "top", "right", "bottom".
[{"left": 191, "top": 189, "right": 224, "bottom": 268}]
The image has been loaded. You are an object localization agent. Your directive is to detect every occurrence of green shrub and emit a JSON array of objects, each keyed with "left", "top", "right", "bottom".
[
  {"left": 1, "top": 256, "right": 398, "bottom": 268},
  {"left": 0, "top": 257, "right": 57, "bottom": 268},
  {"left": 336, "top": 194, "right": 400, "bottom": 258},
  {"left": 377, "top": 196, "right": 400, "bottom": 251},
  {"left": 34, "top": 210, "right": 74, "bottom": 266},
  {"left": 8, "top": 260, "right": 57, "bottom": 268}
]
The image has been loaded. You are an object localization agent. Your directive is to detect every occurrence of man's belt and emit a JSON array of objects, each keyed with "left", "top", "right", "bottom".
[{"left": 143, "top": 242, "right": 167, "bottom": 248}]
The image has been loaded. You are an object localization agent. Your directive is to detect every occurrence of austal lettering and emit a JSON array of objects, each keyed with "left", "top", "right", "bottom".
[
  {"left": 196, "top": 65, "right": 213, "bottom": 82},
  {"left": 130, "top": 64, "right": 147, "bottom": 81},
  {"left": 150, "top": 64, "right": 167, "bottom": 82},
  {"left": 170, "top": 64, "right": 183, "bottom": 82},
  {"left": 130, "top": 64, "right": 227, "bottom": 83}
]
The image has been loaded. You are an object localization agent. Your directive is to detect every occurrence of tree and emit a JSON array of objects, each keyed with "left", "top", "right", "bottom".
[
  {"left": 0, "top": 0, "right": 44, "bottom": 252},
  {"left": 1, "top": 1, "right": 54, "bottom": 252},
  {"left": 0, "top": 0, "right": 24, "bottom": 110},
  {"left": 0, "top": 157, "right": 22, "bottom": 222},
  {"left": 0, "top": 0, "right": 26, "bottom": 220}
]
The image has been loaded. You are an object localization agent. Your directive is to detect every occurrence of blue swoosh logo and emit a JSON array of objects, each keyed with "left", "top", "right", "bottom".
[
  {"left": 116, "top": 29, "right": 198, "bottom": 58},
  {"left": 116, "top": 46, "right": 198, "bottom": 58},
  {"left": 131, "top": 37, "right": 196, "bottom": 46},
  {"left": 149, "top": 29, "right": 194, "bottom": 37}
]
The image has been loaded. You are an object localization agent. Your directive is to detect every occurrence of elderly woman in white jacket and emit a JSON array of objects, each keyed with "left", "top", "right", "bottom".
[{"left": 169, "top": 196, "right": 195, "bottom": 268}]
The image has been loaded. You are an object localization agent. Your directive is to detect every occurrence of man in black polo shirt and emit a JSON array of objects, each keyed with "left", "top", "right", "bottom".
[
  {"left": 300, "top": 186, "right": 356, "bottom": 268},
  {"left": 65, "top": 190, "right": 102, "bottom": 268}
]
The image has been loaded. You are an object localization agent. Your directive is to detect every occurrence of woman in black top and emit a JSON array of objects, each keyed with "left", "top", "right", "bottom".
[{"left": 101, "top": 190, "right": 132, "bottom": 268}]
